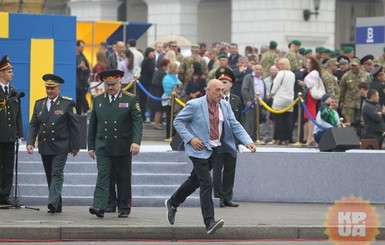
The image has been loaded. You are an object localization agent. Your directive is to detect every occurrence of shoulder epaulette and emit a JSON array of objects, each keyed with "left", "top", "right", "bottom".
[
  {"left": 62, "top": 96, "right": 73, "bottom": 101},
  {"left": 95, "top": 92, "right": 106, "bottom": 98},
  {"left": 36, "top": 97, "right": 46, "bottom": 102}
]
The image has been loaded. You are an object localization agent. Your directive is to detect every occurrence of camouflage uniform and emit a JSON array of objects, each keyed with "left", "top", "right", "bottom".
[
  {"left": 285, "top": 51, "right": 303, "bottom": 72},
  {"left": 375, "top": 55, "right": 385, "bottom": 66},
  {"left": 322, "top": 70, "right": 340, "bottom": 105},
  {"left": 179, "top": 54, "right": 208, "bottom": 83},
  {"left": 339, "top": 70, "right": 371, "bottom": 122},
  {"left": 260, "top": 50, "right": 277, "bottom": 78}
]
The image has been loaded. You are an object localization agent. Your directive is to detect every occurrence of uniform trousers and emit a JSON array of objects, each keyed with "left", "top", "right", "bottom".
[
  {"left": 0, "top": 142, "right": 15, "bottom": 199},
  {"left": 41, "top": 154, "right": 67, "bottom": 209},
  {"left": 169, "top": 148, "right": 219, "bottom": 228},
  {"left": 93, "top": 150, "right": 131, "bottom": 213},
  {"left": 212, "top": 152, "right": 236, "bottom": 202}
]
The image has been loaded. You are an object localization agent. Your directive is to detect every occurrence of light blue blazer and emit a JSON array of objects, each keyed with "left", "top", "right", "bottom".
[{"left": 174, "top": 95, "right": 253, "bottom": 159}]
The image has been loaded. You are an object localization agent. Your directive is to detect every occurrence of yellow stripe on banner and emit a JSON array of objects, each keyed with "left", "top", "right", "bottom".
[
  {"left": 29, "top": 39, "right": 54, "bottom": 120},
  {"left": 0, "top": 12, "right": 9, "bottom": 38}
]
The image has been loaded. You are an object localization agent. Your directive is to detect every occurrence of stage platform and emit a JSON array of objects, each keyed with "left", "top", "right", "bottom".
[{"left": 16, "top": 141, "right": 385, "bottom": 206}]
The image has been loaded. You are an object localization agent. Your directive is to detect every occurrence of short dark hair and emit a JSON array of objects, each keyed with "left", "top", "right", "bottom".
[
  {"left": 367, "top": 89, "right": 378, "bottom": 99},
  {"left": 127, "top": 39, "right": 136, "bottom": 47},
  {"left": 358, "top": 82, "right": 369, "bottom": 91},
  {"left": 76, "top": 40, "right": 85, "bottom": 47}
]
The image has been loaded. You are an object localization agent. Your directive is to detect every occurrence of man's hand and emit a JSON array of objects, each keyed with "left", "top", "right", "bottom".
[
  {"left": 131, "top": 143, "right": 140, "bottom": 156},
  {"left": 88, "top": 150, "right": 95, "bottom": 159},
  {"left": 71, "top": 149, "right": 79, "bottom": 157},
  {"left": 246, "top": 143, "right": 256, "bottom": 153},
  {"left": 190, "top": 137, "right": 204, "bottom": 150},
  {"left": 26, "top": 145, "right": 34, "bottom": 154}
]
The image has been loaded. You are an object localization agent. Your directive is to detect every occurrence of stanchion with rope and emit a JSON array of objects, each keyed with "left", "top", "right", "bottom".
[
  {"left": 133, "top": 75, "right": 138, "bottom": 95},
  {"left": 291, "top": 92, "right": 303, "bottom": 147},
  {"left": 164, "top": 93, "right": 175, "bottom": 142},
  {"left": 254, "top": 92, "right": 265, "bottom": 145}
]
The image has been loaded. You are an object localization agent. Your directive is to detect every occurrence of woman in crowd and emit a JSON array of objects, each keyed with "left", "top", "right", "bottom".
[
  {"left": 268, "top": 58, "right": 295, "bottom": 145},
  {"left": 184, "top": 61, "right": 207, "bottom": 100},
  {"left": 162, "top": 62, "right": 182, "bottom": 139},
  {"left": 299, "top": 57, "right": 323, "bottom": 146},
  {"left": 148, "top": 59, "right": 170, "bottom": 130},
  {"left": 118, "top": 49, "right": 134, "bottom": 90},
  {"left": 139, "top": 47, "right": 156, "bottom": 122},
  {"left": 90, "top": 51, "right": 107, "bottom": 96}
]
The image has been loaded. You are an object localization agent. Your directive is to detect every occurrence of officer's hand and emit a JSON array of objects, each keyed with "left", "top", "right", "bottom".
[
  {"left": 88, "top": 150, "right": 96, "bottom": 159},
  {"left": 71, "top": 149, "right": 79, "bottom": 157},
  {"left": 26, "top": 145, "right": 34, "bottom": 154},
  {"left": 190, "top": 137, "right": 204, "bottom": 150},
  {"left": 131, "top": 143, "right": 140, "bottom": 156},
  {"left": 246, "top": 143, "right": 256, "bottom": 153}
]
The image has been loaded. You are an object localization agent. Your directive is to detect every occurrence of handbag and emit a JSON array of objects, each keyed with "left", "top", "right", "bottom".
[{"left": 309, "top": 77, "right": 326, "bottom": 100}]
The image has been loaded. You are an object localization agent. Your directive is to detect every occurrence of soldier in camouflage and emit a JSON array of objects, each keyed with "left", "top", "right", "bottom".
[
  {"left": 339, "top": 58, "right": 371, "bottom": 123},
  {"left": 322, "top": 58, "right": 340, "bottom": 105},
  {"left": 260, "top": 41, "right": 278, "bottom": 78},
  {"left": 284, "top": 40, "right": 303, "bottom": 72},
  {"left": 179, "top": 44, "right": 208, "bottom": 83}
]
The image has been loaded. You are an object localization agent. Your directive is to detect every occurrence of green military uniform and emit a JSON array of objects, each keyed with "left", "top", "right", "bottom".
[
  {"left": 88, "top": 72, "right": 143, "bottom": 215},
  {"left": 0, "top": 55, "right": 23, "bottom": 205},
  {"left": 322, "top": 70, "right": 340, "bottom": 105},
  {"left": 27, "top": 74, "right": 80, "bottom": 213},
  {"left": 180, "top": 54, "right": 208, "bottom": 83},
  {"left": 339, "top": 68, "right": 371, "bottom": 123},
  {"left": 260, "top": 50, "right": 278, "bottom": 78}
]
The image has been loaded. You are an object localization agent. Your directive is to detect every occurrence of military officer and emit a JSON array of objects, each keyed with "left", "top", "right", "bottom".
[
  {"left": 284, "top": 40, "right": 303, "bottom": 72},
  {"left": 179, "top": 44, "right": 208, "bottom": 83},
  {"left": 260, "top": 41, "right": 278, "bottom": 78},
  {"left": 322, "top": 58, "right": 341, "bottom": 105},
  {"left": 360, "top": 54, "right": 375, "bottom": 75},
  {"left": 88, "top": 69, "right": 143, "bottom": 218},
  {"left": 369, "top": 65, "right": 385, "bottom": 107},
  {"left": 27, "top": 74, "right": 80, "bottom": 213},
  {"left": 0, "top": 55, "right": 23, "bottom": 206},
  {"left": 339, "top": 58, "right": 371, "bottom": 123},
  {"left": 212, "top": 67, "right": 242, "bottom": 208}
]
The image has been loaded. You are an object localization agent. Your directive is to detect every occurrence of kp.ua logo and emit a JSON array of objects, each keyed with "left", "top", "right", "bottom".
[{"left": 325, "top": 196, "right": 379, "bottom": 244}]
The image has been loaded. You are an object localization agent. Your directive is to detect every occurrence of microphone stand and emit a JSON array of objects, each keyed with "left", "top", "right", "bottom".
[{"left": 0, "top": 92, "right": 39, "bottom": 211}]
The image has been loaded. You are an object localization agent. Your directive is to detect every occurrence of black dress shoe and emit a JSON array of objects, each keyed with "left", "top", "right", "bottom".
[
  {"left": 48, "top": 207, "right": 62, "bottom": 213},
  {"left": 89, "top": 207, "right": 104, "bottom": 218},
  {"left": 165, "top": 199, "right": 177, "bottom": 225},
  {"left": 224, "top": 200, "right": 239, "bottom": 207},
  {"left": 48, "top": 204, "right": 56, "bottom": 214},
  {"left": 206, "top": 219, "right": 224, "bottom": 235},
  {"left": 219, "top": 199, "right": 225, "bottom": 208},
  {"left": 118, "top": 212, "right": 128, "bottom": 218},
  {"left": 105, "top": 207, "right": 116, "bottom": 213}
]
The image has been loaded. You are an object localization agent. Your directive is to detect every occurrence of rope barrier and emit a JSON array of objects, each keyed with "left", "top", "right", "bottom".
[
  {"left": 242, "top": 101, "right": 255, "bottom": 113},
  {"left": 175, "top": 97, "right": 186, "bottom": 107},
  {"left": 122, "top": 81, "right": 134, "bottom": 91},
  {"left": 300, "top": 100, "right": 327, "bottom": 130},
  {"left": 136, "top": 80, "right": 169, "bottom": 101},
  {"left": 260, "top": 98, "right": 299, "bottom": 114}
]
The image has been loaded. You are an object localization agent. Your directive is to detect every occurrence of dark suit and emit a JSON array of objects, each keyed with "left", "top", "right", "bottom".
[
  {"left": 27, "top": 96, "right": 80, "bottom": 210},
  {"left": 0, "top": 85, "right": 23, "bottom": 203},
  {"left": 88, "top": 91, "right": 143, "bottom": 213},
  {"left": 107, "top": 52, "right": 119, "bottom": 70},
  {"left": 213, "top": 94, "right": 242, "bottom": 204}
]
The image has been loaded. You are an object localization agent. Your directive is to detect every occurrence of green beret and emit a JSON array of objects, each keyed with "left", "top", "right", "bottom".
[
  {"left": 315, "top": 47, "right": 325, "bottom": 53},
  {"left": 291, "top": 40, "right": 301, "bottom": 46},
  {"left": 218, "top": 54, "right": 228, "bottom": 59},
  {"left": 299, "top": 48, "right": 306, "bottom": 55},
  {"left": 334, "top": 49, "right": 340, "bottom": 56},
  {"left": 304, "top": 49, "right": 313, "bottom": 55},
  {"left": 370, "top": 65, "right": 384, "bottom": 77},
  {"left": 324, "top": 49, "right": 331, "bottom": 54},
  {"left": 269, "top": 41, "right": 277, "bottom": 48},
  {"left": 343, "top": 47, "right": 354, "bottom": 53}
]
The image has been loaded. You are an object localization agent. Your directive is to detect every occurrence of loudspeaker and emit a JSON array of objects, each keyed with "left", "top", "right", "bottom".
[
  {"left": 170, "top": 132, "right": 184, "bottom": 151},
  {"left": 76, "top": 115, "right": 87, "bottom": 149},
  {"left": 319, "top": 127, "right": 360, "bottom": 152},
  {"left": 360, "top": 139, "right": 379, "bottom": 149}
]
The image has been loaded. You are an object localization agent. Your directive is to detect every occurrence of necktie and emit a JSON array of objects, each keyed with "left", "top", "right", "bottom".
[
  {"left": 4, "top": 86, "right": 8, "bottom": 95},
  {"left": 49, "top": 100, "right": 54, "bottom": 111},
  {"left": 111, "top": 95, "right": 115, "bottom": 103},
  {"left": 225, "top": 96, "right": 229, "bottom": 101}
]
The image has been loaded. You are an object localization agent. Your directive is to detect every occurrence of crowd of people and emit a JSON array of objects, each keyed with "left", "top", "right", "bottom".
[{"left": 81, "top": 38, "right": 385, "bottom": 149}]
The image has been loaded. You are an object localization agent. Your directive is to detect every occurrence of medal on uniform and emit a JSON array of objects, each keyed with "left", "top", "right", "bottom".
[{"left": 119, "top": 103, "right": 129, "bottom": 108}]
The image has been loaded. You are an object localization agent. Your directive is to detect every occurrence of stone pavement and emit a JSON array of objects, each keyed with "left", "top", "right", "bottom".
[{"left": 0, "top": 202, "right": 385, "bottom": 242}]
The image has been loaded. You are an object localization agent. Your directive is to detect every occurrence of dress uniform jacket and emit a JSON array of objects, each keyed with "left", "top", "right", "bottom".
[
  {"left": 27, "top": 96, "right": 80, "bottom": 154},
  {"left": 0, "top": 86, "right": 23, "bottom": 142},
  {"left": 88, "top": 90, "right": 143, "bottom": 156}
]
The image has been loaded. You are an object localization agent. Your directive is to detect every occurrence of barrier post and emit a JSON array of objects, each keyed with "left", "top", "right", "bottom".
[
  {"left": 292, "top": 92, "right": 303, "bottom": 147},
  {"left": 133, "top": 74, "right": 138, "bottom": 96},
  {"left": 164, "top": 93, "right": 175, "bottom": 142},
  {"left": 254, "top": 92, "right": 264, "bottom": 145}
]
